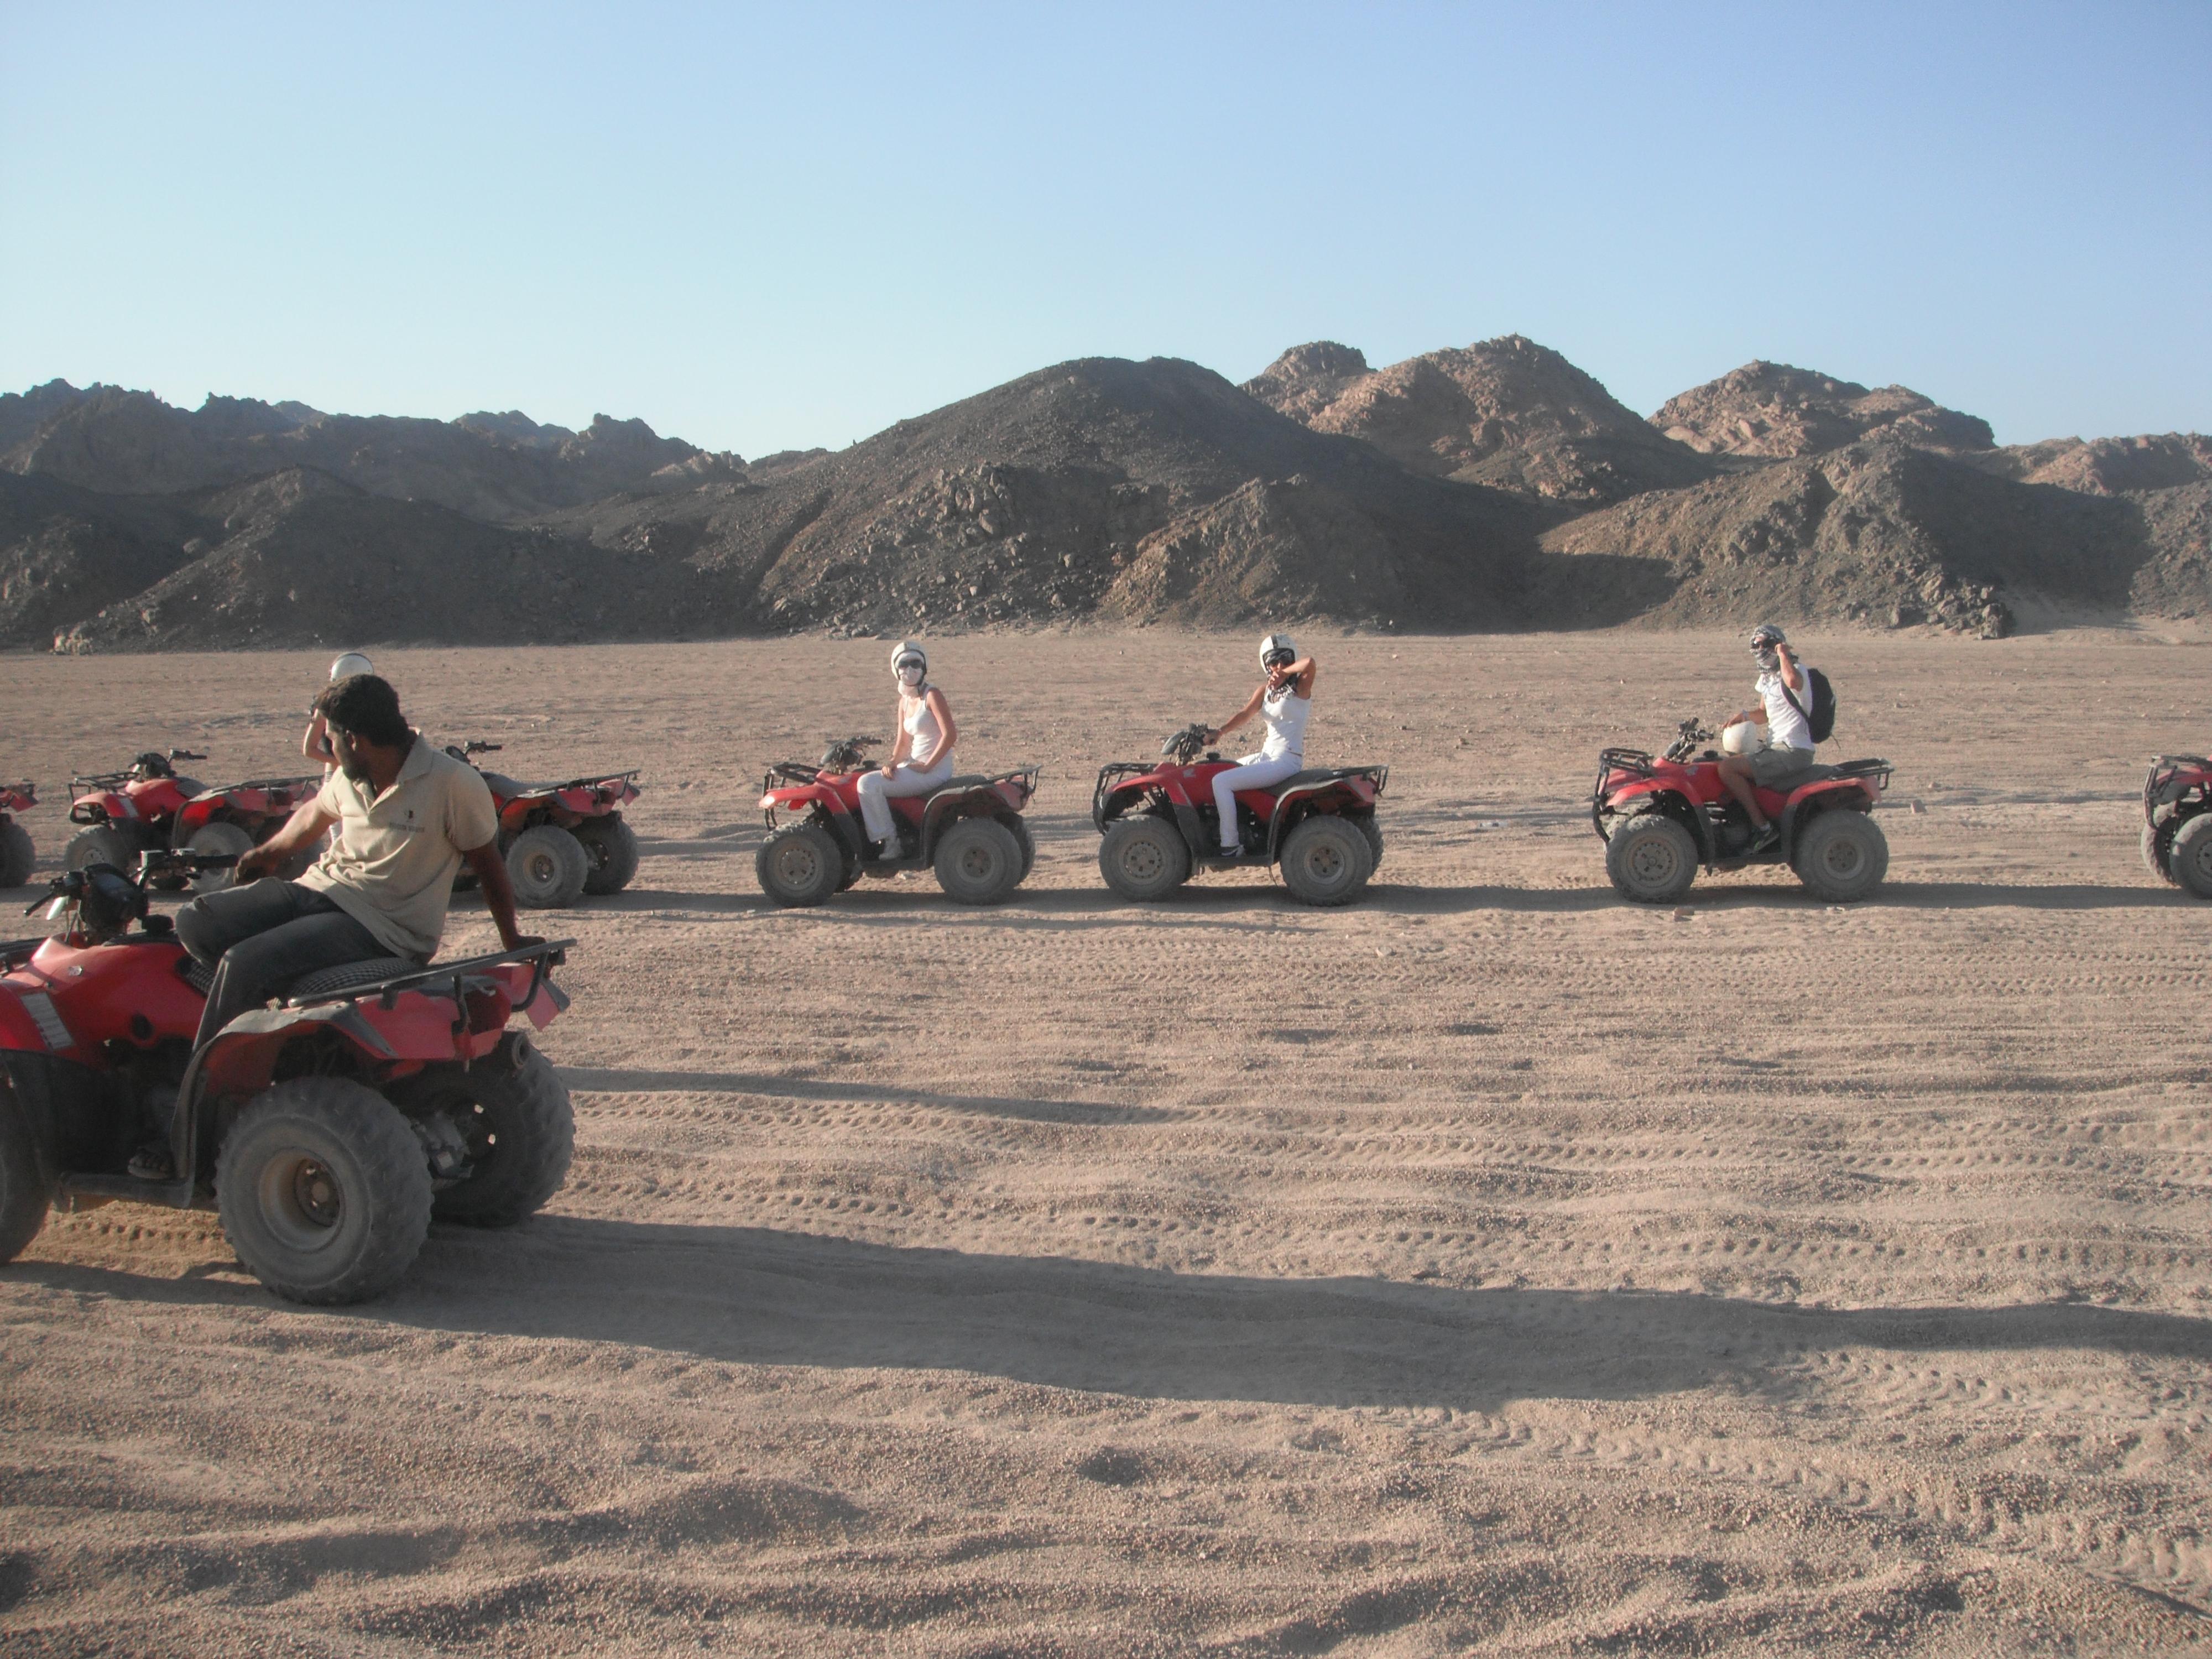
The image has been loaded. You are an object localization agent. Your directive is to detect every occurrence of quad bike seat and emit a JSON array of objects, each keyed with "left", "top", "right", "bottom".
[
  {"left": 1271, "top": 768, "right": 1373, "bottom": 792},
  {"left": 929, "top": 775, "right": 995, "bottom": 794},
  {"left": 479, "top": 771, "right": 575, "bottom": 798},
  {"left": 286, "top": 957, "right": 429, "bottom": 999},
  {"left": 176, "top": 954, "right": 425, "bottom": 1000}
]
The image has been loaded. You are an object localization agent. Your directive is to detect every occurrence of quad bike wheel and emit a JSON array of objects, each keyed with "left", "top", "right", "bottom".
[
  {"left": 1353, "top": 813, "right": 1383, "bottom": 872},
  {"left": 0, "top": 820, "right": 33, "bottom": 889},
  {"left": 757, "top": 821, "right": 844, "bottom": 907},
  {"left": 1605, "top": 811, "right": 1697, "bottom": 904},
  {"left": 2142, "top": 819, "right": 2177, "bottom": 886},
  {"left": 64, "top": 823, "right": 141, "bottom": 875},
  {"left": 575, "top": 816, "right": 640, "bottom": 896},
  {"left": 1279, "top": 813, "right": 1374, "bottom": 907},
  {"left": 416, "top": 1034, "right": 575, "bottom": 1227},
  {"left": 1792, "top": 808, "right": 1888, "bottom": 903},
  {"left": 934, "top": 815, "right": 1024, "bottom": 904},
  {"left": 1099, "top": 814, "right": 1190, "bottom": 901},
  {"left": 1004, "top": 815, "right": 1036, "bottom": 882},
  {"left": 216, "top": 1076, "right": 432, "bottom": 1305},
  {"left": 506, "top": 825, "right": 589, "bottom": 909},
  {"left": 0, "top": 1094, "right": 53, "bottom": 1264},
  {"left": 185, "top": 820, "right": 255, "bottom": 891},
  {"left": 2168, "top": 813, "right": 2212, "bottom": 900}
]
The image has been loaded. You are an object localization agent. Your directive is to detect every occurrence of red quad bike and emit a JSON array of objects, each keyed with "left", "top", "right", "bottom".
[
  {"left": 1092, "top": 723, "right": 1387, "bottom": 907},
  {"left": 1, "top": 781, "right": 35, "bottom": 889},
  {"left": 0, "top": 848, "right": 576, "bottom": 1304},
  {"left": 755, "top": 736, "right": 1039, "bottom": 907},
  {"left": 1592, "top": 718, "right": 1893, "bottom": 904},
  {"left": 2141, "top": 754, "right": 2212, "bottom": 898},
  {"left": 447, "top": 740, "right": 643, "bottom": 909},
  {"left": 65, "top": 749, "right": 320, "bottom": 893}
]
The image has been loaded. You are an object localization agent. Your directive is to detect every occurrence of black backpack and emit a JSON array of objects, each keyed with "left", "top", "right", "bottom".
[{"left": 1782, "top": 667, "right": 1837, "bottom": 744}]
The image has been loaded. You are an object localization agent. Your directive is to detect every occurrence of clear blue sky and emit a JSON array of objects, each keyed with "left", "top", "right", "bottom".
[{"left": 4, "top": 2, "right": 2206, "bottom": 455}]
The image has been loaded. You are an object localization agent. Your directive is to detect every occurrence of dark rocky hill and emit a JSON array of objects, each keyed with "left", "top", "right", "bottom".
[
  {"left": 1650, "top": 362, "right": 1995, "bottom": 457},
  {"left": 1243, "top": 335, "right": 1717, "bottom": 505},
  {"left": 1533, "top": 440, "right": 2184, "bottom": 632},
  {"left": 0, "top": 380, "right": 740, "bottom": 523},
  {"left": 5, "top": 345, "right": 2207, "bottom": 651},
  {"left": 535, "top": 356, "right": 1550, "bottom": 635},
  {"left": 44, "top": 468, "right": 711, "bottom": 653}
]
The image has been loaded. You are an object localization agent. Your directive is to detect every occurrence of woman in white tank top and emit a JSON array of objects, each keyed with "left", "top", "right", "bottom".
[
  {"left": 1204, "top": 633, "right": 1316, "bottom": 855},
  {"left": 855, "top": 639, "right": 958, "bottom": 853}
]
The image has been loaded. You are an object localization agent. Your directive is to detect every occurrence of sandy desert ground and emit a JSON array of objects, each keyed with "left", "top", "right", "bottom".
[{"left": 1, "top": 627, "right": 2208, "bottom": 1657}]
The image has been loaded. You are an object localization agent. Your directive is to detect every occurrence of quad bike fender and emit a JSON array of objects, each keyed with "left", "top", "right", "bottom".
[
  {"left": 2, "top": 1048, "right": 135, "bottom": 1188},
  {"left": 759, "top": 785, "right": 869, "bottom": 864},
  {"left": 170, "top": 963, "right": 560, "bottom": 1178},
  {"left": 917, "top": 781, "right": 1029, "bottom": 857},
  {"left": 1776, "top": 779, "right": 1878, "bottom": 859},
  {"left": 69, "top": 790, "right": 135, "bottom": 826},
  {"left": 0, "top": 980, "right": 59, "bottom": 1056},
  {"left": 1598, "top": 785, "right": 1713, "bottom": 862},
  {"left": 1261, "top": 775, "right": 1382, "bottom": 859}
]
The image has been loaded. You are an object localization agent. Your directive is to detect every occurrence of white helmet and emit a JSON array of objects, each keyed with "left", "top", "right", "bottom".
[
  {"left": 1721, "top": 722, "right": 1767, "bottom": 757},
  {"left": 890, "top": 639, "right": 927, "bottom": 685},
  {"left": 1259, "top": 632, "right": 1297, "bottom": 671},
  {"left": 329, "top": 651, "right": 374, "bottom": 681}
]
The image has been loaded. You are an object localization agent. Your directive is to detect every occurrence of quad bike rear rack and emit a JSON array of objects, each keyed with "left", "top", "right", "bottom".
[
  {"left": 2145, "top": 755, "right": 2210, "bottom": 817},
  {"left": 276, "top": 937, "right": 575, "bottom": 1013}
]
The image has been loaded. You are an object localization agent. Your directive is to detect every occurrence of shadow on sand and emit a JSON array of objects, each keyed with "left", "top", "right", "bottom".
[
  {"left": 558, "top": 1067, "right": 1174, "bottom": 1125},
  {"left": 18, "top": 1220, "right": 2208, "bottom": 1415}
]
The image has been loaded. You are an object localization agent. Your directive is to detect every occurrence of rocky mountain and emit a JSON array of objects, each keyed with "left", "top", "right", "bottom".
[
  {"left": 1533, "top": 439, "right": 2194, "bottom": 632},
  {"left": 3, "top": 342, "right": 2206, "bottom": 651},
  {"left": 536, "top": 356, "right": 1549, "bottom": 637},
  {"left": 1242, "top": 335, "right": 1717, "bottom": 505},
  {"left": 1968, "top": 431, "right": 2212, "bottom": 494},
  {"left": 35, "top": 469, "right": 713, "bottom": 653},
  {"left": 1650, "top": 362, "right": 1995, "bottom": 458},
  {"left": 0, "top": 380, "right": 742, "bottom": 523}
]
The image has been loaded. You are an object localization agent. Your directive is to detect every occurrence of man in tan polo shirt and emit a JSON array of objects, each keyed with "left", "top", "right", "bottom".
[{"left": 175, "top": 673, "right": 528, "bottom": 1052}]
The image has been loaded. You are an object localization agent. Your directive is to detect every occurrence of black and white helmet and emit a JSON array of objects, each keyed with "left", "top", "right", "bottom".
[
  {"left": 890, "top": 640, "right": 927, "bottom": 686},
  {"left": 1259, "top": 632, "right": 1297, "bottom": 672}
]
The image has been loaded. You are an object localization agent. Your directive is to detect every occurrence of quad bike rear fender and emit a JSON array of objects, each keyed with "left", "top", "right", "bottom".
[
  {"left": 2145, "top": 757, "right": 2211, "bottom": 823},
  {"left": 916, "top": 769, "right": 1040, "bottom": 860},
  {"left": 1262, "top": 771, "right": 1386, "bottom": 862},
  {"left": 142, "top": 943, "right": 574, "bottom": 1207},
  {"left": 499, "top": 775, "right": 640, "bottom": 833}
]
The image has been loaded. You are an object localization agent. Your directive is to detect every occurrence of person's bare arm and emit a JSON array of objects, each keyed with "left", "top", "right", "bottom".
[
  {"left": 1271, "top": 657, "right": 1317, "bottom": 697},
  {"left": 881, "top": 702, "right": 911, "bottom": 777},
  {"left": 1208, "top": 686, "right": 1267, "bottom": 744},
  {"left": 301, "top": 714, "right": 333, "bottom": 763},
  {"left": 1775, "top": 643, "right": 1804, "bottom": 693},
  {"left": 461, "top": 841, "right": 528, "bottom": 950},
  {"left": 234, "top": 802, "right": 337, "bottom": 880}
]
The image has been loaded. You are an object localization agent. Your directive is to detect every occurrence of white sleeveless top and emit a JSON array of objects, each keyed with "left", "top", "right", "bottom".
[
  {"left": 1259, "top": 686, "right": 1310, "bottom": 761},
  {"left": 902, "top": 690, "right": 948, "bottom": 768}
]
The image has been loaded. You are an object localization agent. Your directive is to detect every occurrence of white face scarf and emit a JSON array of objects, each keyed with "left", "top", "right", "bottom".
[{"left": 897, "top": 665, "right": 925, "bottom": 694}]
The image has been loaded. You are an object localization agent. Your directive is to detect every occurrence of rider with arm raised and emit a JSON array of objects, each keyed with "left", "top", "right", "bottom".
[{"left": 1204, "top": 633, "right": 1315, "bottom": 857}]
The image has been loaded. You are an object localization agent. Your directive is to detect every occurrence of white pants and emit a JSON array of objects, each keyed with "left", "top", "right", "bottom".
[
  {"left": 1212, "top": 752, "right": 1302, "bottom": 851},
  {"left": 856, "top": 756, "right": 954, "bottom": 843}
]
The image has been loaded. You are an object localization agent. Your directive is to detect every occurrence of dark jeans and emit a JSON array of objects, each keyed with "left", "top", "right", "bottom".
[{"left": 175, "top": 879, "right": 383, "bottom": 1048}]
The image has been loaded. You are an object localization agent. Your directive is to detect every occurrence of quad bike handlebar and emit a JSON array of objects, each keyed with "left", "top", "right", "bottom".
[
  {"left": 1161, "top": 723, "right": 1219, "bottom": 765},
  {"left": 451, "top": 739, "right": 504, "bottom": 757},
  {"left": 819, "top": 735, "right": 880, "bottom": 771},
  {"left": 1664, "top": 719, "right": 1717, "bottom": 763}
]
